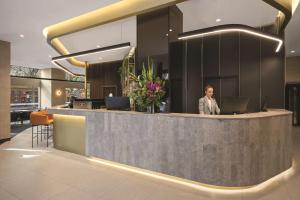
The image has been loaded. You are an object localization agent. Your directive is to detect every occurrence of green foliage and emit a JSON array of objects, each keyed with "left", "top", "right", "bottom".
[
  {"left": 129, "top": 58, "right": 165, "bottom": 111},
  {"left": 10, "top": 65, "right": 40, "bottom": 77}
]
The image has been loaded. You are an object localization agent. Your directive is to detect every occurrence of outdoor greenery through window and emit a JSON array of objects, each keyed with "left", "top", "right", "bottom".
[
  {"left": 65, "top": 73, "right": 85, "bottom": 82},
  {"left": 11, "top": 65, "right": 84, "bottom": 82},
  {"left": 10, "top": 65, "right": 41, "bottom": 77}
]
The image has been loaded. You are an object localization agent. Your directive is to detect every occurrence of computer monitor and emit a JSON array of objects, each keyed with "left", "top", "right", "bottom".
[
  {"left": 105, "top": 96, "right": 130, "bottom": 110},
  {"left": 221, "top": 97, "right": 249, "bottom": 114}
]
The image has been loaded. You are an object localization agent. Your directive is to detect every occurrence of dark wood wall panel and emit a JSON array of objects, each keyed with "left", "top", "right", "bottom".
[
  {"left": 220, "top": 33, "right": 239, "bottom": 104},
  {"left": 220, "top": 78, "right": 238, "bottom": 99},
  {"left": 203, "top": 35, "right": 221, "bottom": 103},
  {"left": 137, "top": 5, "right": 183, "bottom": 113},
  {"left": 203, "top": 35, "right": 220, "bottom": 77},
  {"left": 169, "top": 41, "right": 184, "bottom": 113},
  {"left": 87, "top": 61, "right": 122, "bottom": 99},
  {"left": 220, "top": 33, "right": 239, "bottom": 76},
  {"left": 261, "top": 39, "right": 285, "bottom": 108},
  {"left": 186, "top": 38, "right": 202, "bottom": 113},
  {"left": 137, "top": 6, "right": 183, "bottom": 74},
  {"left": 137, "top": 8, "right": 169, "bottom": 73},
  {"left": 170, "top": 32, "right": 285, "bottom": 113},
  {"left": 240, "top": 33, "right": 261, "bottom": 112},
  {"left": 137, "top": 8, "right": 169, "bottom": 58},
  {"left": 137, "top": 7, "right": 285, "bottom": 114}
]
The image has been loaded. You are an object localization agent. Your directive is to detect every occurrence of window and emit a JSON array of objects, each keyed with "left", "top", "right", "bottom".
[
  {"left": 11, "top": 88, "right": 39, "bottom": 110},
  {"left": 65, "top": 87, "right": 87, "bottom": 102}
]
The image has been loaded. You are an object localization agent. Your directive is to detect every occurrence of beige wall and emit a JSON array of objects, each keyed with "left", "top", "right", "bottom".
[
  {"left": 40, "top": 69, "right": 52, "bottom": 108},
  {"left": 51, "top": 68, "right": 68, "bottom": 107},
  {"left": 40, "top": 68, "right": 84, "bottom": 108},
  {"left": 286, "top": 56, "right": 300, "bottom": 83},
  {"left": 0, "top": 41, "right": 10, "bottom": 140},
  {"left": 51, "top": 80, "right": 84, "bottom": 107}
]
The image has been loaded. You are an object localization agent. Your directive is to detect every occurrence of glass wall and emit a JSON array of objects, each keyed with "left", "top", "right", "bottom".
[
  {"left": 65, "top": 87, "right": 87, "bottom": 103},
  {"left": 10, "top": 87, "right": 39, "bottom": 111},
  {"left": 10, "top": 65, "right": 40, "bottom": 77}
]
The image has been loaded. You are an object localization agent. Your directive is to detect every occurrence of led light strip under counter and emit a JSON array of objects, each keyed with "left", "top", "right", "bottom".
[{"left": 87, "top": 156, "right": 296, "bottom": 193}]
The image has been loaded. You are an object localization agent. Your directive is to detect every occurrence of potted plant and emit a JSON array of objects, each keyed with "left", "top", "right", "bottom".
[{"left": 129, "top": 59, "right": 165, "bottom": 113}]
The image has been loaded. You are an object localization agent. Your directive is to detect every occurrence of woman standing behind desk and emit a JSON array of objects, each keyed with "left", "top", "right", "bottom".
[{"left": 199, "top": 85, "right": 220, "bottom": 115}]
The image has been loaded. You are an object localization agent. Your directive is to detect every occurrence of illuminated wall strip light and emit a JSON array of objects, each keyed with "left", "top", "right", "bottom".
[
  {"left": 87, "top": 156, "right": 295, "bottom": 193},
  {"left": 178, "top": 28, "right": 283, "bottom": 53},
  {"left": 52, "top": 42, "right": 131, "bottom": 62}
]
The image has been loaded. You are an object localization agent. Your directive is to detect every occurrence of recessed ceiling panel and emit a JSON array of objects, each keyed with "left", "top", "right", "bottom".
[
  {"left": 55, "top": 59, "right": 85, "bottom": 75},
  {"left": 59, "top": 17, "right": 137, "bottom": 53},
  {"left": 0, "top": 0, "right": 122, "bottom": 69},
  {"left": 177, "top": 0, "right": 279, "bottom": 32},
  {"left": 70, "top": 46, "right": 131, "bottom": 64},
  {"left": 286, "top": 5, "right": 300, "bottom": 57}
]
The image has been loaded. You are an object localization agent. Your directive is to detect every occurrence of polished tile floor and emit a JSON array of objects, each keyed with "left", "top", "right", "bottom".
[{"left": 0, "top": 127, "right": 300, "bottom": 200}]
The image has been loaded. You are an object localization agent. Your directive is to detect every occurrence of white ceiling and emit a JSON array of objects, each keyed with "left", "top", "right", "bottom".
[
  {"left": 59, "top": 16, "right": 136, "bottom": 65},
  {"left": 0, "top": 0, "right": 121, "bottom": 69},
  {"left": 0, "top": 0, "right": 299, "bottom": 73},
  {"left": 177, "top": 0, "right": 278, "bottom": 32}
]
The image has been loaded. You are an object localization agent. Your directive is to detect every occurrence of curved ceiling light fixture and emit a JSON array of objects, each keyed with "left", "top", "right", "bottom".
[
  {"left": 43, "top": 0, "right": 185, "bottom": 74},
  {"left": 51, "top": 42, "right": 131, "bottom": 76},
  {"left": 43, "top": 0, "right": 291, "bottom": 74},
  {"left": 51, "top": 42, "right": 131, "bottom": 62},
  {"left": 178, "top": 24, "right": 283, "bottom": 53},
  {"left": 51, "top": 60, "right": 84, "bottom": 77}
]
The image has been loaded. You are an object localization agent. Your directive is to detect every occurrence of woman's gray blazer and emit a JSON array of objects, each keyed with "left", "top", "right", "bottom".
[{"left": 199, "top": 96, "right": 220, "bottom": 115}]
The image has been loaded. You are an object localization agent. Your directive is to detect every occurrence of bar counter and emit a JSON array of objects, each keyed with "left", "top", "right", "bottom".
[{"left": 48, "top": 108, "right": 293, "bottom": 187}]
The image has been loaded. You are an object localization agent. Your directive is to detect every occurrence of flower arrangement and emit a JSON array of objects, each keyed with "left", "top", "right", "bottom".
[{"left": 129, "top": 60, "right": 165, "bottom": 112}]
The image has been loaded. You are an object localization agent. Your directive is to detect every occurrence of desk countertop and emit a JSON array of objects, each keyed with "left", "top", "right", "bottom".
[{"left": 48, "top": 107, "right": 292, "bottom": 120}]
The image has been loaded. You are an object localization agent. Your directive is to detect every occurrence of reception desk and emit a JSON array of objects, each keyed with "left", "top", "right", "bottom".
[{"left": 48, "top": 108, "right": 293, "bottom": 187}]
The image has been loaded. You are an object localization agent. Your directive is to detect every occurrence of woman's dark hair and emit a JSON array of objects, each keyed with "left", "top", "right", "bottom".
[{"left": 205, "top": 84, "right": 214, "bottom": 92}]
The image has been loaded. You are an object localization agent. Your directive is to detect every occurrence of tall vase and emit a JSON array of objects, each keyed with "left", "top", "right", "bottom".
[
  {"left": 151, "top": 102, "right": 155, "bottom": 114},
  {"left": 147, "top": 102, "right": 155, "bottom": 114}
]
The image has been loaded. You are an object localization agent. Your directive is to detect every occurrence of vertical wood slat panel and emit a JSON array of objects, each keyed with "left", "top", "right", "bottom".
[
  {"left": 169, "top": 32, "right": 285, "bottom": 113},
  {"left": 240, "top": 33, "right": 261, "bottom": 112},
  {"left": 87, "top": 60, "right": 122, "bottom": 99},
  {"left": 186, "top": 38, "right": 202, "bottom": 113},
  {"left": 203, "top": 35, "right": 221, "bottom": 104},
  {"left": 220, "top": 33, "right": 239, "bottom": 105},
  {"left": 261, "top": 38, "right": 285, "bottom": 108}
]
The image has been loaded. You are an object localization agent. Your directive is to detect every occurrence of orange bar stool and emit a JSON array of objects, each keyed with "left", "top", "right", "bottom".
[{"left": 30, "top": 110, "right": 53, "bottom": 147}]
